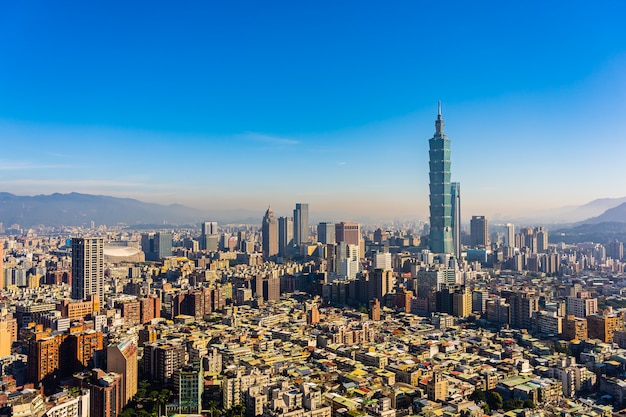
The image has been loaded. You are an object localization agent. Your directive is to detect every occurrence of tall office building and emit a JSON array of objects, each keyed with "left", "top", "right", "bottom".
[
  {"left": 262, "top": 207, "right": 278, "bottom": 259},
  {"left": 293, "top": 203, "right": 309, "bottom": 246},
  {"left": 450, "top": 182, "right": 461, "bottom": 259},
  {"left": 470, "top": 216, "right": 488, "bottom": 247},
  {"left": 535, "top": 226, "right": 549, "bottom": 253},
  {"left": 154, "top": 233, "right": 172, "bottom": 259},
  {"left": 505, "top": 223, "right": 515, "bottom": 247},
  {"left": 107, "top": 338, "right": 138, "bottom": 406},
  {"left": 141, "top": 233, "right": 173, "bottom": 260},
  {"left": 428, "top": 102, "right": 454, "bottom": 254},
  {"left": 71, "top": 238, "right": 105, "bottom": 301},
  {"left": 201, "top": 221, "right": 217, "bottom": 236},
  {"left": 317, "top": 222, "right": 336, "bottom": 245},
  {"left": 200, "top": 221, "right": 218, "bottom": 251},
  {"left": 278, "top": 216, "right": 294, "bottom": 256},
  {"left": 335, "top": 221, "right": 360, "bottom": 246}
]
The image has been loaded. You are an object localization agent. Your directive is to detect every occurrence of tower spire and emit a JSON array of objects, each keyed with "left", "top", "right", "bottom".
[{"left": 435, "top": 101, "right": 444, "bottom": 135}]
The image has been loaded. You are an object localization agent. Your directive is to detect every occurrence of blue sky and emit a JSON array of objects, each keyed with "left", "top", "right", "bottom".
[{"left": 1, "top": 1, "right": 625, "bottom": 222}]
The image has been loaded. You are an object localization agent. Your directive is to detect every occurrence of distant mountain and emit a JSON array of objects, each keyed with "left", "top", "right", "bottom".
[
  {"left": 0, "top": 192, "right": 214, "bottom": 228},
  {"left": 550, "top": 221, "right": 626, "bottom": 244},
  {"left": 513, "top": 196, "right": 626, "bottom": 224},
  {"left": 580, "top": 202, "right": 626, "bottom": 224}
]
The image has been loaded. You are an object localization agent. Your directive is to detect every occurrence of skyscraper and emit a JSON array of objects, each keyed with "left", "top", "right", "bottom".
[
  {"left": 428, "top": 102, "right": 454, "bottom": 254},
  {"left": 200, "top": 221, "right": 218, "bottom": 251},
  {"left": 505, "top": 223, "right": 515, "bottom": 248},
  {"left": 262, "top": 207, "right": 278, "bottom": 259},
  {"left": 154, "top": 232, "right": 172, "bottom": 259},
  {"left": 335, "top": 221, "right": 360, "bottom": 246},
  {"left": 317, "top": 222, "right": 335, "bottom": 245},
  {"left": 71, "top": 237, "right": 105, "bottom": 301},
  {"left": 450, "top": 182, "right": 461, "bottom": 259},
  {"left": 278, "top": 216, "right": 294, "bottom": 256},
  {"left": 293, "top": 203, "right": 309, "bottom": 246},
  {"left": 470, "top": 216, "right": 488, "bottom": 247}
]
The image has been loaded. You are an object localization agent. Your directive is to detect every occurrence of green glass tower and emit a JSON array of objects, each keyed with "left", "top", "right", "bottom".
[{"left": 428, "top": 102, "right": 454, "bottom": 254}]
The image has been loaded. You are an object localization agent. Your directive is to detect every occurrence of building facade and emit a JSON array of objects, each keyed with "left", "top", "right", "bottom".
[
  {"left": 428, "top": 103, "right": 454, "bottom": 255},
  {"left": 71, "top": 238, "right": 105, "bottom": 301}
]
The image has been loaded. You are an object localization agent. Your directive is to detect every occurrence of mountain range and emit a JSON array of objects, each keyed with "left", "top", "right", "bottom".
[
  {"left": 2, "top": 192, "right": 626, "bottom": 237},
  {"left": 0, "top": 192, "right": 258, "bottom": 228}
]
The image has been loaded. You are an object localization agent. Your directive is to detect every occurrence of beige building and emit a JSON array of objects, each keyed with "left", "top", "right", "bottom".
[{"left": 107, "top": 338, "right": 138, "bottom": 406}]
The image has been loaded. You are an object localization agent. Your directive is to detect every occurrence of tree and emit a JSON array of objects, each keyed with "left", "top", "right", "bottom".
[
  {"left": 503, "top": 398, "right": 524, "bottom": 411},
  {"left": 470, "top": 389, "right": 486, "bottom": 402},
  {"left": 481, "top": 404, "right": 490, "bottom": 415},
  {"left": 523, "top": 399, "right": 536, "bottom": 409},
  {"left": 207, "top": 401, "right": 220, "bottom": 417},
  {"left": 150, "top": 389, "right": 170, "bottom": 417},
  {"left": 486, "top": 391, "right": 503, "bottom": 410}
]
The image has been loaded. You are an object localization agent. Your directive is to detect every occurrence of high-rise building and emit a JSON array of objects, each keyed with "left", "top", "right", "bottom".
[
  {"left": 107, "top": 338, "right": 138, "bottom": 406},
  {"left": 88, "top": 369, "right": 124, "bottom": 417},
  {"left": 373, "top": 251, "right": 392, "bottom": 270},
  {"left": 175, "top": 362, "right": 204, "bottom": 414},
  {"left": 606, "top": 240, "right": 624, "bottom": 261},
  {"left": 336, "top": 242, "right": 359, "bottom": 280},
  {"left": 154, "top": 233, "right": 172, "bottom": 259},
  {"left": 278, "top": 216, "right": 294, "bottom": 256},
  {"left": 141, "top": 233, "right": 173, "bottom": 260},
  {"left": 262, "top": 207, "right": 278, "bottom": 259},
  {"left": 317, "top": 222, "right": 336, "bottom": 245},
  {"left": 71, "top": 238, "right": 105, "bottom": 301},
  {"left": 201, "top": 221, "right": 217, "bottom": 236},
  {"left": 509, "top": 291, "right": 539, "bottom": 330},
  {"left": 505, "top": 223, "right": 515, "bottom": 248},
  {"left": 428, "top": 102, "right": 454, "bottom": 254},
  {"left": 335, "top": 222, "right": 360, "bottom": 246},
  {"left": 200, "top": 221, "right": 218, "bottom": 251},
  {"left": 142, "top": 342, "right": 186, "bottom": 386},
  {"left": 567, "top": 293, "right": 598, "bottom": 318},
  {"left": 369, "top": 269, "right": 393, "bottom": 302},
  {"left": 293, "top": 203, "right": 309, "bottom": 246},
  {"left": 470, "top": 216, "right": 488, "bottom": 247},
  {"left": 451, "top": 182, "right": 461, "bottom": 259},
  {"left": 588, "top": 313, "right": 623, "bottom": 343},
  {"left": 535, "top": 226, "right": 548, "bottom": 253}
]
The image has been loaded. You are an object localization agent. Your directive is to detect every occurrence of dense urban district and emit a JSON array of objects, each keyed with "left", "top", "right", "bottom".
[{"left": 2, "top": 111, "right": 626, "bottom": 417}]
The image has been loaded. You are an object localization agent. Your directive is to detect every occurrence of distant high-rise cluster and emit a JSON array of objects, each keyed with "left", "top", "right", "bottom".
[{"left": 261, "top": 203, "right": 310, "bottom": 260}]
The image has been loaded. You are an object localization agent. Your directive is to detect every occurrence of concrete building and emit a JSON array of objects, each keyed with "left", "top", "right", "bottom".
[
  {"left": 294, "top": 203, "right": 310, "bottom": 246},
  {"left": 317, "top": 222, "right": 335, "bottom": 245},
  {"left": 470, "top": 216, "right": 488, "bottom": 247},
  {"left": 71, "top": 237, "right": 105, "bottom": 301},
  {"left": 262, "top": 207, "right": 279, "bottom": 259},
  {"left": 107, "top": 338, "right": 138, "bottom": 406},
  {"left": 278, "top": 216, "right": 294, "bottom": 257},
  {"left": 451, "top": 182, "right": 461, "bottom": 259},
  {"left": 335, "top": 222, "right": 360, "bottom": 246}
]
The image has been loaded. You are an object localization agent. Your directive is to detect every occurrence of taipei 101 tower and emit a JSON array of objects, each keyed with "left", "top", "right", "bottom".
[{"left": 428, "top": 102, "right": 454, "bottom": 255}]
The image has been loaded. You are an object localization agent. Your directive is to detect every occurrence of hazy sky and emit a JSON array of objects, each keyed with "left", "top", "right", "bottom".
[{"left": 1, "top": 1, "right": 625, "bottom": 222}]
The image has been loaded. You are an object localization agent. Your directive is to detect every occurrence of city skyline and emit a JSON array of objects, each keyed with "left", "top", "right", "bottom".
[{"left": 1, "top": 2, "right": 625, "bottom": 221}]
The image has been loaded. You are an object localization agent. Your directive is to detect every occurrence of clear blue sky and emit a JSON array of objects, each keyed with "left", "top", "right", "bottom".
[{"left": 1, "top": 1, "right": 625, "bottom": 222}]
